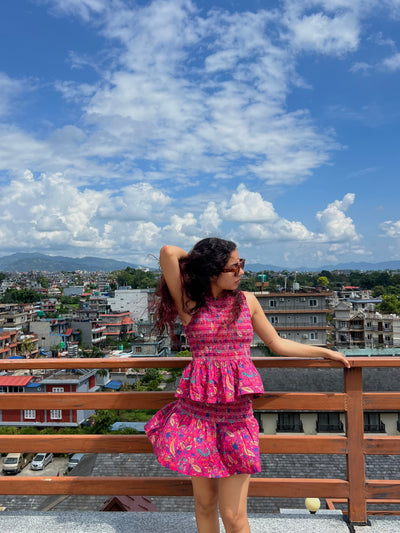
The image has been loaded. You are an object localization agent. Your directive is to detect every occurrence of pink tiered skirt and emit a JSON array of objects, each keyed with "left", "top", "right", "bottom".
[{"left": 144, "top": 396, "right": 261, "bottom": 478}]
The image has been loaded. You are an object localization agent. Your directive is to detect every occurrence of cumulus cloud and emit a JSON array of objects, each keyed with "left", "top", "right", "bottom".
[
  {"left": 380, "top": 220, "right": 400, "bottom": 238},
  {"left": 316, "top": 193, "right": 361, "bottom": 242},
  {"left": 0, "top": 170, "right": 173, "bottom": 259},
  {"left": 222, "top": 185, "right": 278, "bottom": 223},
  {"left": 222, "top": 184, "right": 314, "bottom": 243}
]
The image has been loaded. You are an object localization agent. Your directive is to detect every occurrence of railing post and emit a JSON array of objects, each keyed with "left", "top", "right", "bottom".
[{"left": 344, "top": 367, "right": 367, "bottom": 525}]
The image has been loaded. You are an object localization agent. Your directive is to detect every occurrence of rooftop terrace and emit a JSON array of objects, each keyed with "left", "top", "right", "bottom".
[{"left": 1, "top": 356, "right": 400, "bottom": 532}]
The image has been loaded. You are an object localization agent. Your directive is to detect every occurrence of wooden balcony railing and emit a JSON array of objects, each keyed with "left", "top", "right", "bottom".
[{"left": 1, "top": 356, "right": 400, "bottom": 525}]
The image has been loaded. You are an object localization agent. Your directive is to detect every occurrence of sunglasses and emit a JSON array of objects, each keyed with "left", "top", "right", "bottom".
[{"left": 222, "top": 258, "right": 245, "bottom": 276}]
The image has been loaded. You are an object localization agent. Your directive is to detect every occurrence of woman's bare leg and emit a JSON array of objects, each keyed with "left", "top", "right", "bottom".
[
  {"left": 218, "top": 474, "right": 251, "bottom": 533},
  {"left": 191, "top": 476, "right": 220, "bottom": 533}
]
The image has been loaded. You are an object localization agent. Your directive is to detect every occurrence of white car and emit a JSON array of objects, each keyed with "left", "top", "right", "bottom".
[{"left": 31, "top": 452, "right": 53, "bottom": 470}]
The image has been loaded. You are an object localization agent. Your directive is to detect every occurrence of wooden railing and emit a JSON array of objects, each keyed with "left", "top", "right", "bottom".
[{"left": 1, "top": 356, "right": 400, "bottom": 525}]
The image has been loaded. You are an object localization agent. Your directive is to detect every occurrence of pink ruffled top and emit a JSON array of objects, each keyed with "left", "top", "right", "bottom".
[{"left": 175, "top": 292, "right": 264, "bottom": 404}]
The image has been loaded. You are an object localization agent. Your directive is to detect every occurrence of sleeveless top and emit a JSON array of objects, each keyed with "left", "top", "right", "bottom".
[{"left": 175, "top": 291, "right": 264, "bottom": 404}]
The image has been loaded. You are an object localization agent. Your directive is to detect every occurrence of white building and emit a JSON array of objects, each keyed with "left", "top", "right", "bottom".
[{"left": 107, "top": 289, "right": 154, "bottom": 322}]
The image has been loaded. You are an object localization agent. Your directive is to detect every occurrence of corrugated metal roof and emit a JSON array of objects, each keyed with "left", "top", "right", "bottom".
[{"left": 0, "top": 375, "right": 33, "bottom": 386}]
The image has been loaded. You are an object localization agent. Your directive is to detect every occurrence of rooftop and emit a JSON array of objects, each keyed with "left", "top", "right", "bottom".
[{"left": 1, "top": 511, "right": 399, "bottom": 532}]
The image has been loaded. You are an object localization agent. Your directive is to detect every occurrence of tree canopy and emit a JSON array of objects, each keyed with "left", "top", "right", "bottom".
[
  {"left": 1, "top": 288, "right": 42, "bottom": 303},
  {"left": 113, "top": 267, "right": 158, "bottom": 289}
]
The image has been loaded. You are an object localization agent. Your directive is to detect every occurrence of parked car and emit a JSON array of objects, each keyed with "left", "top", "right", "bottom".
[
  {"left": 2, "top": 453, "right": 34, "bottom": 475},
  {"left": 31, "top": 452, "right": 53, "bottom": 470},
  {"left": 67, "top": 453, "right": 85, "bottom": 471}
]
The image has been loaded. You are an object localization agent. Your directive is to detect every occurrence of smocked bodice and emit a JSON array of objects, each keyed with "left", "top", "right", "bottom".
[{"left": 175, "top": 292, "right": 264, "bottom": 403}]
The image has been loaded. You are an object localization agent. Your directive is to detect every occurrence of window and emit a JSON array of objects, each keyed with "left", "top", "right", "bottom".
[
  {"left": 364, "top": 412, "right": 385, "bottom": 433},
  {"left": 309, "top": 299, "right": 317, "bottom": 307},
  {"left": 52, "top": 387, "right": 64, "bottom": 393},
  {"left": 135, "top": 346, "right": 143, "bottom": 354},
  {"left": 24, "top": 410, "right": 36, "bottom": 420},
  {"left": 50, "top": 410, "right": 62, "bottom": 420},
  {"left": 276, "top": 413, "right": 303, "bottom": 432},
  {"left": 309, "top": 332, "right": 318, "bottom": 340},
  {"left": 269, "top": 316, "right": 279, "bottom": 325},
  {"left": 316, "top": 413, "right": 343, "bottom": 432},
  {"left": 310, "top": 316, "right": 318, "bottom": 324},
  {"left": 269, "top": 300, "right": 277, "bottom": 308}
]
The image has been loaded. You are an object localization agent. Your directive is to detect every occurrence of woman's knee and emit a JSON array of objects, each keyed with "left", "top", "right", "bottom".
[
  {"left": 194, "top": 489, "right": 218, "bottom": 514},
  {"left": 192, "top": 478, "right": 219, "bottom": 515},
  {"left": 219, "top": 506, "right": 248, "bottom": 532}
]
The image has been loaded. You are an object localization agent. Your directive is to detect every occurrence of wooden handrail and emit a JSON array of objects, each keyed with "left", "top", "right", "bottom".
[{"left": 1, "top": 356, "right": 400, "bottom": 525}]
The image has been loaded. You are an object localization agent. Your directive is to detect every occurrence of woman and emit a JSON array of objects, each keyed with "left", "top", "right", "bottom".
[{"left": 145, "top": 237, "right": 350, "bottom": 533}]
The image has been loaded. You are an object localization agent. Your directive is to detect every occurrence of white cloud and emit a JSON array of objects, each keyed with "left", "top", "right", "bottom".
[
  {"left": 380, "top": 220, "right": 400, "bottom": 238},
  {"left": 287, "top": 11, "right": 360, "bottom": 55},
  {"left": 45, "top": 0, "right": 107, "bottom": 21},
  {"left": 0, "top": 170, "right": 174, "bottom": 258},
  {"left": 222, "top": 184, "right": 278, "bottom": 223},
  {"left": 0, "top": 73, "right": 26, "bottom": 118},
  {"left": 316, "top": 193, "right": 361, "bottom": 242},
  {"left": 41, "top": 0, "right": 339, "bottom": 187},
  {"left": 381, "top": 52, "right": 400, "bottom": 71},
  {"left": 199, "top": 202, "right": 222, "bottom": 234}
]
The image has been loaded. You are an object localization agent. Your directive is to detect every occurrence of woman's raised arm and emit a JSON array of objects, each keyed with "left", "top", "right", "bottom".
[{"left": 159, "top": 245, "right": 192, "bottom": 324}]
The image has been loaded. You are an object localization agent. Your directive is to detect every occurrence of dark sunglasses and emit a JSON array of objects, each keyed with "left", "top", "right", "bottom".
[{"left": 222, "top": 258, "right": 245, "bottom": 276}]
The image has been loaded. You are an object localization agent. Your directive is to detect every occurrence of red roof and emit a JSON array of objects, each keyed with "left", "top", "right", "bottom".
[{"left": 0, "top": 376, "right": 33, "bottom": 386}]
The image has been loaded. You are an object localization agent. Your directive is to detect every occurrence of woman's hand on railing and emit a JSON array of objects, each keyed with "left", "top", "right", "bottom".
[{"left": 327, "top": 351, "right": 351, "bottom": 369}]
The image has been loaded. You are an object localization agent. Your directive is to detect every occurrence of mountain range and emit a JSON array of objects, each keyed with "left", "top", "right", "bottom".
[
  {"left": 0, "top": 253, "right": 135, "bottom": 273},
  {"left": 0, "top": 252, "right": 399, "bottom": 273}
]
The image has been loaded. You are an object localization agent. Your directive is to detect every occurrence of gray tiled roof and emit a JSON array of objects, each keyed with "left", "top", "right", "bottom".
[{"left": 2, "top": 452, "right": 400, "bottom": 515}]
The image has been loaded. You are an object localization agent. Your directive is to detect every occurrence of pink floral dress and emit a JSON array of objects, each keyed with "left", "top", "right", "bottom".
[{"left": 144, "top": 292, "right": 264, "bottom": 478}]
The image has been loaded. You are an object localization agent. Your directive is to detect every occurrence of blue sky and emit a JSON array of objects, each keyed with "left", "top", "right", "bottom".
[{"left": 0, "top": 0, "right": 400, "bottom": 268}]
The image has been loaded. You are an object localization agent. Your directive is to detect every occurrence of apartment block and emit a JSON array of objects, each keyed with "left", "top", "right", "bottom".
[{"left": 252, "top": 291, "right": 333, "bottom": 354}]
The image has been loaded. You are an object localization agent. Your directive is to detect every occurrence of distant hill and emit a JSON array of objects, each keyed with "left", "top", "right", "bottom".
[
  {"left": 1, "top": 252, "right": 399, "bottom": 273},
  {"left": 245, "top": 260, "right": 400, "bottom": 273},
  {"left": 0, "top": 253, "right": 136, "bottom": 272}
]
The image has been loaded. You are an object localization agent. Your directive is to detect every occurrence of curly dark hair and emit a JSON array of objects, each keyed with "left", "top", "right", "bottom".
[{"left": 154, "top": 237, "right": 243, "bottom": 335}]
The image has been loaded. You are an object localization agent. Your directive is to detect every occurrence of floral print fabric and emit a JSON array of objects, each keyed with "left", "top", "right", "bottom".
[{"left": 145, "top": 292, "right": 264, "bottom": 478}]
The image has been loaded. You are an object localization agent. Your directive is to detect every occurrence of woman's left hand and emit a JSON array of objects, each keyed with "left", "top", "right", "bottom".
[{"left": 329, "top": 351, "right": 351, "bottom": 368}]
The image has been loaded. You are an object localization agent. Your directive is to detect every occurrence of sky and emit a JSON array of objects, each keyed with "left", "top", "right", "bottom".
[{"left": 0, "top": 0, "right": 400, "bottom": 269}]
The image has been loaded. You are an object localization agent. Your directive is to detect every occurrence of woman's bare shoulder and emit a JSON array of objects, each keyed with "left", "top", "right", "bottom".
[{"left": 242, "top": 291, "right": 258, "bottom": 312}]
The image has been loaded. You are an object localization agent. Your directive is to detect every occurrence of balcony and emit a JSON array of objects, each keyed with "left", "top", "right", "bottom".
[{"left": 1, "top": 357, "right": 400, "bottom": 532}]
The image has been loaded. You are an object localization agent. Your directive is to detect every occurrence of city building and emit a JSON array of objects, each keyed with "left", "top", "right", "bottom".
[
  {"left": 251, "top": 291, "right": 333, "bottom": 354},
  {"left": 29, "top": 318, "right": 80, "bottom": 350},
  {"left": 71, "top": 318, "right": 107, "bottom": 347},
  {"left": 99, "top": 311, "right": 135, "bottom": 339},
  {"left": 107, "top": 289, "right": 155, "bottom": 322},
  {"left": 0, "top": 329, "right": 18, "bottom": 359},
  {"left": 334, "top": 301, "right": 400, "bottom": 349},
  {"left": 0, "top": 368, "right": 98, "bottom": 428}
]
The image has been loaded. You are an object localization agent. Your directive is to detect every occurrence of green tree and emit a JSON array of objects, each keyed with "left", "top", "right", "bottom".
[
  {"left": 377, "top": 295, "right": 400, "bottom": 314},
  {"left": 372, "top": 285, "right": 386, "bottom": 298},
  {"left": 37, "top": 276, "right": 49, "bottom": 288},
  {"left": 113, "top": 267, "right": 158, "bottom": 289},
  {"left": 89, "top": 410, "right": 118, "bottom": 434},
  {"left": 1, "top": 288, "right": 42, "bottom": 303},
  {"left": 317, "top": 276, "right": 329, "bottom": 288}
]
